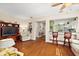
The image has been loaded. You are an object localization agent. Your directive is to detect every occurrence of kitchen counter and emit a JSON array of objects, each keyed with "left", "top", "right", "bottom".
[{"left": 49, "top": 32, "right": 77, "bottom": 44}]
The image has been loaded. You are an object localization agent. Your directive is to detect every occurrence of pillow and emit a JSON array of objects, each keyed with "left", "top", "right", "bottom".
[{"left": 0, "top": 47, "right": 24, "bottom": 56}]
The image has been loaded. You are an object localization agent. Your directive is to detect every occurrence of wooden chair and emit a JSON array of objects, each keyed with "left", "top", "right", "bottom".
[
  {"left": 64, "top": 32, "right": 72, "bottom": 47},
  {"left": 52, "top": 32, "right": 58, "bottom": 44}
]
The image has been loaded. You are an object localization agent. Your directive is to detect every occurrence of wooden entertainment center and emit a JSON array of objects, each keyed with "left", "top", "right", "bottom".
[{"left": 0, "top": 21, "right": 20, "bottom": 41}]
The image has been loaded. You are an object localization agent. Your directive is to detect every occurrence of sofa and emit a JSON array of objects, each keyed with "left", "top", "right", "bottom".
[
  {"left": 0, "top": 47, "right": 24, "bottom": 56},
  {"left": 71, "top": 39, "right": 79, "bottom": 56},
  {"left": 0, "top": 38, "right": 24, "bottom": 56}
]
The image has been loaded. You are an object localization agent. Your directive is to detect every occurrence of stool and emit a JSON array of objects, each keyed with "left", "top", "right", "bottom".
[
  {"left": 64, "top": 32, "right": 72, "bottom": 47},
  {"left": 52, "top": 32, "right": 58, "bottom": 44}
]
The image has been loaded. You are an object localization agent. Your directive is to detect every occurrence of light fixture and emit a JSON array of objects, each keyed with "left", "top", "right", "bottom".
[{"left": 51, "top": 3, "right": 79, "bottom": 12}]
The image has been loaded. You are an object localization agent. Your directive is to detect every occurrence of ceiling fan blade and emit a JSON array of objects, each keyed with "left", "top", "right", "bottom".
[
  {"left": 52, "top": 3, "right": 63, "bottom": 7},
  {"left": 60, "top": 4, "right": 66, "bottom": 10},
  {"left": 58, "top": 5, "right": 66, "bottom": 13},
  {"left": 72, "top": 3, "right": 79, "bottom": 5}
]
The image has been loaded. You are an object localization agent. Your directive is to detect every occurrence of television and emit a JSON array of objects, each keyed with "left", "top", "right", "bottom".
[{"left": 2, "top": 27, "right": 17, "bottom": 36}]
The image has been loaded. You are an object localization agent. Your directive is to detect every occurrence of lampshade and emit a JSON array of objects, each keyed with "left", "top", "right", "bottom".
[{"left": 0, "top": 38, "right": 15, "bottom": 48}]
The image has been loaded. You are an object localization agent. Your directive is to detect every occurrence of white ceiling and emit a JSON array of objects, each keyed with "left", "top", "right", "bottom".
[{"left": 0, "top": 3, "right": 79, "bottom": 19}]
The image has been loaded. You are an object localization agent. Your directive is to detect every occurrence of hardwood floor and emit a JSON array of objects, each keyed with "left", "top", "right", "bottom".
[{"left": 14, "top": 37, "right": 74, "bottom": 56}]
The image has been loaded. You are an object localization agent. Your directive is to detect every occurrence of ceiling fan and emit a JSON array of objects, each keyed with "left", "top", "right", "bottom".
[{"left": 51, "top": 3, "right": 79, "bottom": 12}]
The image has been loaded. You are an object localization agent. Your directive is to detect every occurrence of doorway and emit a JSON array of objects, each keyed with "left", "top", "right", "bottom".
[{"left": 36, "top": 21, "right": 46, "bottom": 40}]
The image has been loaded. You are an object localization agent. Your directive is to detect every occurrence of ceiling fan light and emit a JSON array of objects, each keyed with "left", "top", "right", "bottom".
[{"left": 64, "top": 3, "right": 72, "bottom": 7}]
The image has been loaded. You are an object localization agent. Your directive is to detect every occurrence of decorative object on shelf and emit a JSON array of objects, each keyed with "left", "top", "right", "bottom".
[
  {"left": 67, "top": 22, "right": 69, "bottom": 24},
  {"left": 50, "top": 21, "right": 54, "bottom": 32},
  {"left": 28, "top": 22, "right": 32, "bottom": 33}
]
